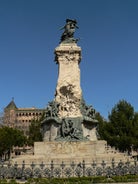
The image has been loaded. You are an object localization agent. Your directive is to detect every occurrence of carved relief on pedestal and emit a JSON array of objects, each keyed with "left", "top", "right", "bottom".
[
  {"left": 55, "top": 83, "right": 82, "bottom": 117},
  {"left": 54, "top": 44, "right": 82, "bottom": 118},
  {"left": 55, "top": 43, "right": 81, "bottom": 62},
  {"left": 57, "top": 96, "right": 81, "bottom": 117},
  {"left": 56, "top": 52, "right": 80, "bottom": 65}
]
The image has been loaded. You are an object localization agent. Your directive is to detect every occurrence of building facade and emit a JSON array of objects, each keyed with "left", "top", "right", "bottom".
[{"left": 3, "top": 99, "right": 45, "bottom": 136}]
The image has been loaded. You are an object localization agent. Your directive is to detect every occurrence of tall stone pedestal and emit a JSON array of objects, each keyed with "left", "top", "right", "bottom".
[
  {"left": 55, "top": 43, "right": 82, "bottom": 118},
  {"left": 41, "top": 43, "right": 98, "bottom": 142}
]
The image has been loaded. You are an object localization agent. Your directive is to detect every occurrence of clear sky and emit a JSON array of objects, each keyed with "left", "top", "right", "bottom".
[{"left": 0, "top": 0, "right": 138, "bottom": 119}]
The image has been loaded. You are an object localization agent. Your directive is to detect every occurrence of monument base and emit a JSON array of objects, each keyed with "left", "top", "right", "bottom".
[
  {"left": 12, "top": 140, "right": 132, "bottom": 165},
  {"left": 34, "top": 140, "right": 106, "bottom": 163}
]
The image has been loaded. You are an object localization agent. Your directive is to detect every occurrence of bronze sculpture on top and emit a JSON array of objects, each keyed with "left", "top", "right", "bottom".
[
  {"left": 41, "top": 19, "right": 98, "bottom": 141},
  {"left": 60, "top": 19, "right": 79, "bottom": 43}
]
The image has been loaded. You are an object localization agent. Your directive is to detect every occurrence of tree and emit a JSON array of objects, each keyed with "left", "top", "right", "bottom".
[
  {"left": 27, "top": 114, "right": 44, "bottom": 145},
  {"left": 0, "top": 126, "right": 27, "bottom": 159},
  {"left": 104, "top": 100, "right": 138, "bottom": 152},
  {"left": 0, "top": 112, "right": 4, "bottom": 125},
  {"left": 132, "top": 112, "right": 138, "bottom": 149},
  {"left": 95, "top": 112, "right": 108, "bottom": 140}
]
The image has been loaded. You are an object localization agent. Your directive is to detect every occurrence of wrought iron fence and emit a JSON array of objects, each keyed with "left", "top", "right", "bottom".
[{"left": 0, "top": 159, "right": 138, "bottom": 180}]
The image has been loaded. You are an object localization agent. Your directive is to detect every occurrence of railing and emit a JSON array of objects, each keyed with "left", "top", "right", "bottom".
[{"left": 0, "top": 159, "right": 138, "bottom": 180}]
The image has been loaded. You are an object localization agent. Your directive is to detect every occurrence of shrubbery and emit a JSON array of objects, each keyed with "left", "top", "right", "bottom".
[{"left": 1, "top": 175, "right": 138, "bottom": 184}]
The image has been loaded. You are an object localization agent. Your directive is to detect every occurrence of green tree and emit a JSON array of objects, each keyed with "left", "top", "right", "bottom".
[
  {"left": 27, "top": 114, "right": 44, "bottom": 145},
  {"left": 95, "top": 112, "right": 107, "bottom": 140},
  {"left": 104, "top": 100, "right": 138, "bottom": 152},
  {"left": 132, "top": 112, "right": 138, "bottom": 149},
  {"left": 0, "top": 126, "right": 27, "bottom": 159}
]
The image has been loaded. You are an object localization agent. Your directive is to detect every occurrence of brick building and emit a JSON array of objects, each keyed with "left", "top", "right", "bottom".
[{"left": 3, "top": 99, "right": 45, "bottom": 136}]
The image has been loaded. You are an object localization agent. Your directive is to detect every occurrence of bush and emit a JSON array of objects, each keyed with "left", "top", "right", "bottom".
[
  {"left": 0, "top": 179, "right": 18, "bottom": 184},
  {"left": 1, "top": 175, "right": 138, "bottom": 184}
]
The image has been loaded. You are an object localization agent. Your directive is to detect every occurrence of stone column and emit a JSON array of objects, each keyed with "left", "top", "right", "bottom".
[
  {"left": 41, "top": 42, "right": 98, "bottom": 141},
  {"left": 54, "top": 43, "right": 83, "bottom": 118}
]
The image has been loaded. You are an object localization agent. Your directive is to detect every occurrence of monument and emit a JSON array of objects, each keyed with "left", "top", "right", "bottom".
[
  {"left": 13, "top": 19, "right": 131, "bottom": 165},
  {"left": 41, "top": 19, "right": 98, "bottom": 143}
]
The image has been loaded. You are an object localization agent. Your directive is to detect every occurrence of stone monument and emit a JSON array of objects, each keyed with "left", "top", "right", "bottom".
[
  {"left": 13, "top": 19, "right": 131, "bottom": 165},
  {"left": 41, "top": 19, "right": 98, "bottom": 142}
]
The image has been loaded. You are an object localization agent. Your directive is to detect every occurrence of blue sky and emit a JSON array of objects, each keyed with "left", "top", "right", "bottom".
[{"left": 0, "top": 0, "right": 138, "bottom": 118}]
